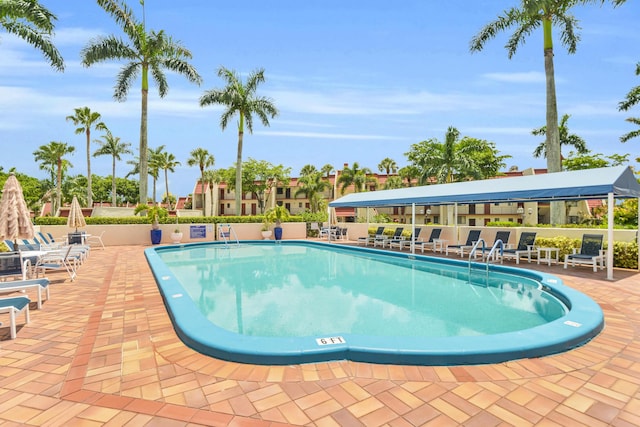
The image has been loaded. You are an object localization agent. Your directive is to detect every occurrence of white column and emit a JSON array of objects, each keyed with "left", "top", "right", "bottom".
[
  {"left": 607, "top": 192, "right": 614, "bottom": 280},
  {"left": 411, "top": 203, "right": 416, "bottom": 254}
]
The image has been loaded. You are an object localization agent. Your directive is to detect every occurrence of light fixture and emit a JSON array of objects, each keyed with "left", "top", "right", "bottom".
[
  {"left": 528, "top": 207, "right": 533, "bottom": 215},
  {"left": 426, "top": 208, "right": 432, "bottom": 215}
]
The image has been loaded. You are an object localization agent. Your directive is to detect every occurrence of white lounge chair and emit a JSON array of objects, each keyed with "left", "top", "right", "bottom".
[
  {"left": 0, "top": 296, "right": 30, "bottom": 339},
  {"left": 85, "top": 230, "right": 106, "bottom": 250},
  {"left": 390, "top": 228, "right": 423, "bottom": 250},
  {"left": 357, "top": 226, "right": 385, "bottom": 246},
  {"left": 0, "top": 278, "right": 50, "bottom": 309},
  {"left": 415, "top": 228, "right": 442, "bottom": 253},
  {"left": 499, "top": 232, "right": 537, "bottom": 264},
  {"left": 564, "top": 234, "right": 605, "bottom": 272},
  {"left": 446, "top": 230, "right": 481, "bottom": 257}
]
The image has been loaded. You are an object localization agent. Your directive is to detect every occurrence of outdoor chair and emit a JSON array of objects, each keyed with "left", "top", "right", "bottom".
[
  {"left": 358, "top": 226, "right": 385, "bottom": 246},
  {"left": 476, "top": 230, "right": 512, "bottom": 260},
  {"left": 375, "top": 227, "right": 403, "bottom": 248},
  {"left": 85, "top": 230, "right": 106, "bottom": 250},
  {"left": 0, "top": 252, "right": 32, "bottom": 281},
  {"left": 446, "top": 230, "right": 481, "bottom": 257},
  {"left": 34, "top": 246, "right": 77, "bottom": 281},
  {"left": 564, "top": 234, "right": 605, "bottom": 272},
  {"left": 500, "top": 232, "right": 537, "bottom": 264},
  {"left": 0, "top": 278, "right": 50, "bottom": 309},
  {"left": 0, "top": 296, "right": 30, "bottom": 339},
  {"left": 415, "top": 228, "right": 442, "bottom": 253},
  {"left": 390, "top": 227, "right": 422, "bottom": 250}
]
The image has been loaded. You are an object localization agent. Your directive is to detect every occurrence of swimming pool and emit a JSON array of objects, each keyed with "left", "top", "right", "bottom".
[{"left": 145, "top": 241, "right": 604, "bottom": 366}]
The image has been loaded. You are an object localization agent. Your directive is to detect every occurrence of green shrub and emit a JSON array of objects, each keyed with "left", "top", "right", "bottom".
[{"left": 534, "top": 236, "right": 638, "bottom": 269}]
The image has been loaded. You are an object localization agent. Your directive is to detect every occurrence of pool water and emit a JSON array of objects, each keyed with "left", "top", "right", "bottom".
[
  {"left": 159, "top": 244, "right": 566, "bottom": 338},
  {"left": 146, "top": 241, "right": 604, "bottom": 366}
]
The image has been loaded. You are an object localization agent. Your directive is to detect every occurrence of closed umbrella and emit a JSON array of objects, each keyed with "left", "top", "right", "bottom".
[
  {"left": 0, "top": 173, "right": 35, "bottom": 247},
  {"left": 67, "top": 196, "right": 86, "bottom": 232}
]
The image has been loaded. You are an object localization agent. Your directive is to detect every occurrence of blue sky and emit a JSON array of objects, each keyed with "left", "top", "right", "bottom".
[{"left": 1, "top": 0, "right": 639, "bottom": 198}]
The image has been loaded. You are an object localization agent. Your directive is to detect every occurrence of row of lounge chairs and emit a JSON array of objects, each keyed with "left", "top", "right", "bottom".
[
  {"left": 1, "top": 232, "right": 92, "bottom": 339},
  {"left": 356, "top": 227, "right": 606, "bottom": 271}
]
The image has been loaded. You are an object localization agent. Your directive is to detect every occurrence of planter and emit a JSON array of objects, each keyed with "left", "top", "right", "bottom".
[
  {"left": 170, "top": 232, "right": 183, "bottom": 243},
  {"left": 274, "top": 226, "right": 283, "bottom": 240},
  {"left": 261, "top": 230, "right": 272, "bottom": 240},
  {"left": 150, "top": 229, "right": 162, "bottom": 245}
]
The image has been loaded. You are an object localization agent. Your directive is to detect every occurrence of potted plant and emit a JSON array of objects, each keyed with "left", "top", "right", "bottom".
[
  {"left": 134, "top": 204, "right": 168, "bottom": 244},
  {"left": 261, "top": 218, "right": 273, "bottom": 240},
  {"left": 171, "top": 227, "right": 183, "bottom": 243},
  {"left": 265, "top": 205, "right": 290, "bottom": 240}
]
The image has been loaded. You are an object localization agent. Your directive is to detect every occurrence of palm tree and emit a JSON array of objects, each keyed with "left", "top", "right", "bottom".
[
  {"left": 470, "top": 0, "right": 623, "bottom": 223},
  {"left": 33, "top": 141, "right": 75, "bottom": 214},
  {"left": 383, "top": 175, "right": 404, "bottom": 190},
  {"left": 0, "top": 0, "right": 64, "bottom": 71},
  {"left": 200, "top": 67, "right": 278, "bottom": 215},
  {"left": 202, "top": 168, "right": 223, "bottom": 216},
  {"left": 66, "top": 107, "right": 107, "bottom": 208},
  {"left": 532, "top": 113, "right": 588, "bottom": 160},
  {"left": 299, "top": 164, "right": 318, "bottom": 177},
  {"left": 378, "top": 157, "right": 398, "bottom": 175},
  {"left": 147, "top": 145, "right": 165, "bottom": 204},
  {"left": 187, "top": 148, "right": 215, "bottom": 215},
  {"left": 80, "top": 0, "right": 202, "bottom": 205},
  {"left": 93, "top": 131, "right": 133, "bottom": 206},
  {"left": 155, "top": 149, "right": 180, "bottom": 210},
  {"left": 398, "top": 165, "right": 419, "bottom": 187},
  {"left": 406, "top": 126, "right": 495, "bottom": 184},
  {"left": 337, "top": 162, "right": 375, "bottom": 195},
  {"left": 295, "top": 172, "right": 331, "bottom": 213},
  {"left": 618, "top": 62, "right": 640, "bottom": 143}
]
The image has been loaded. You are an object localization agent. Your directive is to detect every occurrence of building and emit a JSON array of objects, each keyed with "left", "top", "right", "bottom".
[{"left": 190, "top": 165, "right": 597, "bottom": 225}]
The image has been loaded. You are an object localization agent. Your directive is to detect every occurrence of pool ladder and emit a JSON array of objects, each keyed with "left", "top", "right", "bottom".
[
  {"left": 468, "top": 238, "right": 505, "bottom": 285},
  {"left": 217, "top": 223, "right": 239, "bottom": 246}
]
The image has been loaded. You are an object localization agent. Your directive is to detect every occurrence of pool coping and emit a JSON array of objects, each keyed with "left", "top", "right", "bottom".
[{"left": 144, "top": 240, "right": 604, "bottom": 366}]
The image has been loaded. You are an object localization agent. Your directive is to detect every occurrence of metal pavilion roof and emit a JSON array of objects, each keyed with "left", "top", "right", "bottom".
[{"left": 329, "top": 166, "right": 640, "bottom": 208}]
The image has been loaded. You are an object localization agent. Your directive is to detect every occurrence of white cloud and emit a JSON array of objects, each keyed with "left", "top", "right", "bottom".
[{"left": 482, "top": 71, "right": 546, "bottom": 84}]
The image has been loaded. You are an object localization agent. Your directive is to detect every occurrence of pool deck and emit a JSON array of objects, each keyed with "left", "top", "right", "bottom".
[{"left": 0, "top": 243, "right": 639, "bottom": 426}]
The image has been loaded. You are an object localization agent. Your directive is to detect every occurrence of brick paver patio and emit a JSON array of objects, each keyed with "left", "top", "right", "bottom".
[{"left": 0, "top": 244, "right": 639, "bottom": 426}]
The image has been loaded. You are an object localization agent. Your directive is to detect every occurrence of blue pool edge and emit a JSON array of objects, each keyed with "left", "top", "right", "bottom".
[{"left": 144, "top": 240, "right": 605, "bottom": 366}]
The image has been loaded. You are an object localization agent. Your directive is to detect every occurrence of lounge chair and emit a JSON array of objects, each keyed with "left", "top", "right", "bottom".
[
  {"left": 564, "top": 234, "right": 605, "bottom": 272},
  {"left": 358, "top": 226, "right": 385, "bottom": 246},
  {"left": 0, "top": 251, "right": 32, "bottom": 281},
  {"left": 34, "top": 246, "right": 77, "bottom": 281},
  {"left": 375, "top": 227, "right": 403, "bottom": 248},
  {"left": 446, "top": 230, "right": 482, "bottom": 257},
  {"left": 415, "top": 228, "right": 442, "bottom": 253},
  {"left": 500, "top": 232, "right": 537, "bottom": 264},
  {"left": 390, "top": 227, "right": 422, "bottom": 250},
  {"left": 0, "top": 278, "right": 50, "bottom": 309},
  {"left": 475, "top": 230, "right": 512, "bottom": 260},
  {"left": 0, "top": 296, "right": 30, "bottom": 339}
]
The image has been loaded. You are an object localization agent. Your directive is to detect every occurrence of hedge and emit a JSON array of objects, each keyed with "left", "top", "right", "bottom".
[{"left": 34, "top": 215, "right": 306, "bottom": 226}]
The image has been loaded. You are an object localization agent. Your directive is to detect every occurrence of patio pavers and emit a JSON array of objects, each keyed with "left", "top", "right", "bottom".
[{"left": 0, "top": 244, "right": 639, "bottom": 426}]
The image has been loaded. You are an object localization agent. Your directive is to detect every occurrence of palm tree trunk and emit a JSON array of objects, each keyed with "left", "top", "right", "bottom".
[
  {"left": 544, "top": 20, "right": 565, "bottom": 225},
  {"left": 139, "top": 67, "right": 149, "bottom": 205},
  {"left": 111, "top": 156, "right": 117, "bottom": 206},
  {"left": 56, "top": 158, "right": 62, "bottom": 215},
  {"left": 200, "top": 169, "right": 206, "bottom": 215},
  {"left": 165, "top": 169, "right": 171, "bottom": 210},
  {"left": 86, "top": 129, "right": 92, "bottom": 208},
  {"left": 235, "top": 128, "right": 244, "bottom": 216}
]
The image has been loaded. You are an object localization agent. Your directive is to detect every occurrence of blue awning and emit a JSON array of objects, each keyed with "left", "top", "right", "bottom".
[{"left": 330, "top": 166, "right": 640, "bottom": 208}]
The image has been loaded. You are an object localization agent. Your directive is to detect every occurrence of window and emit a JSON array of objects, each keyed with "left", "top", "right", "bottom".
[
  {"left": 277, "top": 188, "right": 283, "bottom": 195},
  {"left": 457, "top": 216, "right": 466, "bottom": 225},
  {"left": 298, "top": 202, "right": 302, "bottom": 208},
  {"left": 507, "top": 218, "right": 512, "bottom": 222}
]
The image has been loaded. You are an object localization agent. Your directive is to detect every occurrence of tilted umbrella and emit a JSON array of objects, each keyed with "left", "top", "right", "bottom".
[
  {"left": 0, "top": 173, "right": 35, "bottom": 247},
  {"left": 67, "top": 196, "right": 86, "bottom": 232}
]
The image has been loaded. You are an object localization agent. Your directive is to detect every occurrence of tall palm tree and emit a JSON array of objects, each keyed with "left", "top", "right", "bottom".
[
  {"left": 295, "top": 171, "right": 331, "bottom": 213},
  {"left": 618, "top": 62, "right": 640, "bottom": 143},
  {"left": 93, "top": 131, "right": 133, "bottom": 206},
  {"left": 532, "top": 113, "right": 588, "bottom": 160},
  {"left": 398, "top": 165, "right": 419, "bottom": 187},
  {"left": 0, "top": 0, "right": 64, "bottom": 71},
  {"left": 187, "top": 148, "right": 215, "bottom": 215},
  {"left": 155, "top": 149, "right": 180, "bottom": 210},
  {"left": 66, "top": 106, "right": 107, "bottom": 208},
  {"left": 337, "top": 162, "right": 375, "bottom": 195},
  {"left": 378, "top": 157, "right": 398, "bottom": 175},
  {"left": 80, "top": 0, "right": 202, "bottom": 204},
  {"left": 299, "top": 164, "right": 318, "bottom": 177},
  {"left": 200, "top": 66, "right": 278, "bottom": 215},
  {"left": 470, "top": 0, "right": 623, "bottom": 223},
  {"left": 33, "top": 141, "right": 74, "bottom": 214}
]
